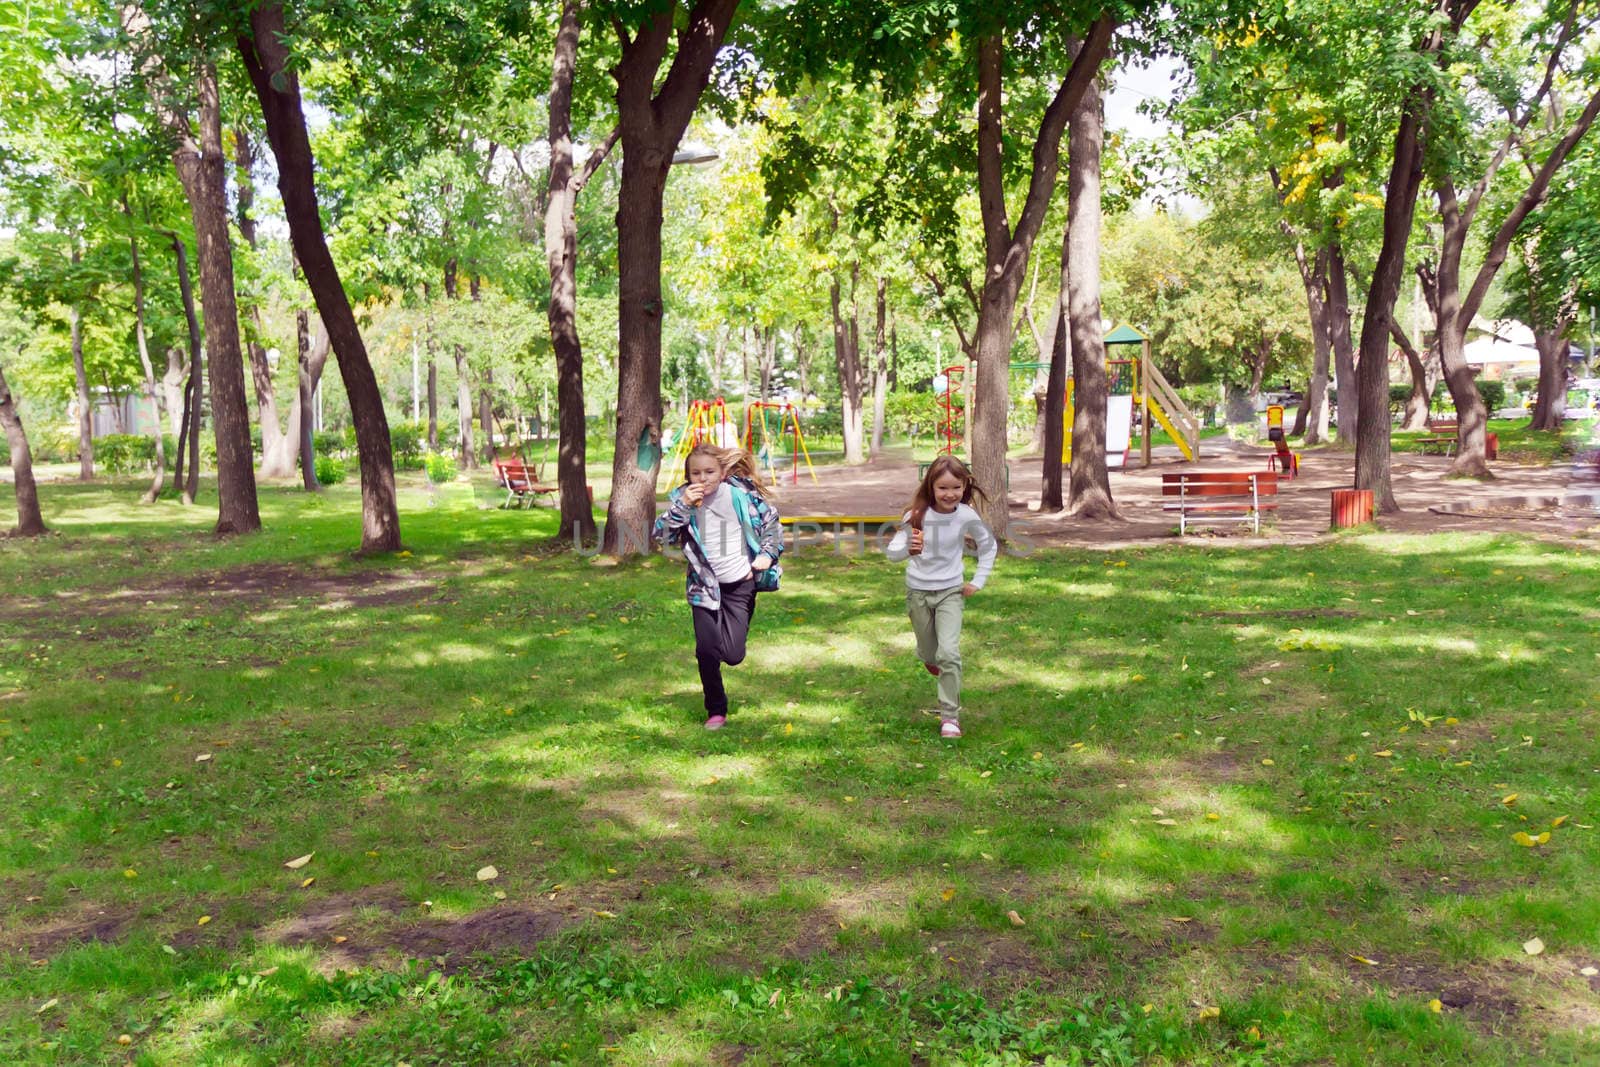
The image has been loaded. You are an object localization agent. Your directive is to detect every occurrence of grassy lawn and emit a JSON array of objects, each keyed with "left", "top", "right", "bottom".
[
  {"left": 1389, "top": 418, "right": 1596, "bottom": 463},
  {"left": 3, "top": 477, "right": 1599, "bottom": 1064}
]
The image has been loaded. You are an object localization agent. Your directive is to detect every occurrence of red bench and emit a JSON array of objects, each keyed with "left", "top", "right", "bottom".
[
  {"left": 492, "top": 459, "right": 557, "bottom": 508},
  {"left": 1162, "top": 470, "right": 1280, "bottom": 535}
]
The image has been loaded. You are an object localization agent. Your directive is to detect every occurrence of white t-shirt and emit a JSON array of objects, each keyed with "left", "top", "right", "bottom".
[
  {"left": 699, "top": 484, "right": 753, "bottom": 584},
  {"left": 884, "top": 503, "right": 998, "bottom": 590}
]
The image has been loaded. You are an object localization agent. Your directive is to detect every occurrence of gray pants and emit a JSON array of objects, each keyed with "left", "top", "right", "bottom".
[{"left": 907, "top": 585, "right": 964, "bottom": 722}]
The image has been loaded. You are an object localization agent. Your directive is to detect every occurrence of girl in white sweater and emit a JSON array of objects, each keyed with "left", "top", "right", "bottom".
[{"left": 884, "top": 456, "right": 998, "bottom": 738}]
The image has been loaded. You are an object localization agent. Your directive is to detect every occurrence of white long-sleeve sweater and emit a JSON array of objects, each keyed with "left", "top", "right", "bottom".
[{"left": 884, "top": 503, "right": 998, "bottom": 590}]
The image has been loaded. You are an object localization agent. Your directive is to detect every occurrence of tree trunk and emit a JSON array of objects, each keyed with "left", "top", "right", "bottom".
[
  {"left": 169, "top": 63, "right": 260, "bottom": 534},
  {"left": 1065, "top": 74, "right": 1117, "bottom": 520},
  {"left": 602, "top": 0, "right": 742, "bottom": 556},
  {"left": 1389, "top": 319, "right": 1439, "bottom": 430},
  {"left": 443, "top": 260, "right": 476, "bottom": 468},
  {"left": 1529, "top": 327, "right": 1570, "bottom": 430},
  {"left": 831, "top": 271, "right": 867, "bottom": 463},
  {"left": 0, "top": 361, "right": 47, "bottom": 536},
  {"left": 169, "top": 232, "right": 203, "bottom": 505},
  {"left": 239, "top": 1, "right": 401, "bottom": 553},
  {"left": 295, "top": 309, "right": 323, "bottom": 491},
  {"left": 480, "top": 375, "right": 495, "bottom": 464},
  {"left": 1296, "top": 246, "right": 1332, "bottom": 445},
  {"left": 546, "top": 25, "right": 600, "bottom": 546},
  {"left": 426, "top": 306, "right": 439, "bottom": 451},
  {"left": 1041, "top": 298, "right": 1068, "bottom": 512},
  {"left": 969, "top": 24, "right": 1113, "bottom": 538},
  {"left": 870, "top": 277, "right": 889, "bottom": 459},
  {"left": 1327, "top": 242, "right": 1358, "bottom": 447},
  {"left": 162, "top": 346, "right": 185, "bottom": 431},
  {"left": 237, "top": 127, "right": 293, "bottom": 478},
  {"left": 70, "top": 298, "right": 93, "bottom": 481},
  {"left": 1355, "top": 89, "right": 1433, "bottom": 512},
  {"left": 123, "top": 208, "right": 167, "bottom": 503}
]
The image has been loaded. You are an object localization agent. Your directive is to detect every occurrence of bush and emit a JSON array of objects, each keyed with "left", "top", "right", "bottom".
[
  {"left": 423, "top": 451, "right": 457, "bottom": 483},
  {"left": 96, "top": 434, "right": 157, "bottom": 474},
  {"left": 314, "top": 456, "right": 346, "bottom": 485},
  {"left": 313, "top": 430, "right": 345, "bottom": 458},
  {"left": 31, "top": 428, "right": 78, "bottom": 464},
  {"left": 390, "top": 420, "right": 427, "bottom": 470},
  {"left": 1429, "top": 378, "right": 1507, "bottom": 413},
  {"left": 1476, "top": 379, "right": 1507, "bottom": 412}
]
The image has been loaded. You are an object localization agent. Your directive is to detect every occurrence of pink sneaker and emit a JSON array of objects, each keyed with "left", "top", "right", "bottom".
[
  {"left": 940, "top": 721, "right": 962, "bottom": 739},
  {"left": 704, "top": 715, "right": 726, "bottom": 731}
]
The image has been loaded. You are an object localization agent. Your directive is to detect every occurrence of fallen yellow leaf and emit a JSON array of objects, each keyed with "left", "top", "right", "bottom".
[
  {"left": 1551, "top": 816, "right": 1569, "bottom": 829},
  {"left": 1348, "top": 953, "right": 1379, "bottom": 966},
  {"left": 1197, "top": 1006, "right": 1221, "bottom": 1021},
  {"left": 1428, "top": 998, "right": 1443, "bottom": 1013},
  {"left": 476, "top": 866, "right": 499, "bottom": 882},
  {"left": 1007, "top": 910, "right": 1026, "bottom": 927},
  {"left": 300, "top": 876, "right": 315, "bottom": 889},
  {"left": 593, "top": 910, "right": 617, "bottom": 918},
  {"left": 1502, "top": 794, "right": 1519, "bottom": 806},
  {"left": 196, "top": 915, "right": 211, "bottom": 926},
  {"left": 1260, "top": 758, "right": 1275, "bottom": 766},
  {"left": 123, "top": 868, "right": 137, "bottom": 879},
  {"left": 1373, "top": 750, "right": 1394, "bottom": 758},
  {"left": 284, "top": 853, "right": 314, "bottom": 870},
  {"left": 1205, "top": 812, "right": 1221, "bottom": 821},
  {"left": 941, "top": 887, "right": 956, "bottom": 902},
  {"left": 1523, "top": 937, "right": 1545, "bottom": 956}
]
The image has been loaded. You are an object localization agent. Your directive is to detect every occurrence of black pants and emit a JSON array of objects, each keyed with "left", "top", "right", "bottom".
[{"left": 692, "top": 575, "right": 757, "bottom": 718}]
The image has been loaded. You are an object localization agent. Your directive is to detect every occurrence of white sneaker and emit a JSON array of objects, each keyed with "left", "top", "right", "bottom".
[{"left": 940, "top": 721, "right": 962, "bottom": 739}]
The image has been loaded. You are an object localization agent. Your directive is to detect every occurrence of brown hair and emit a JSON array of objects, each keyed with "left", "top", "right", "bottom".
[
  {"left": 907, "top": 455, "right": 984, "bottom": 529},
  {"left": 684, "top": 443, "right": 769, "bottom": 498}
]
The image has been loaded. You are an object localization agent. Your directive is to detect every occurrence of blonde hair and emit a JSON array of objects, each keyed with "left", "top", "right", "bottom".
[
  {"left": 684, "top": 443, "right": 770, "bottom": 498},
  {"left": 907, "top": 454, "right": 984, "bottom": 528}
]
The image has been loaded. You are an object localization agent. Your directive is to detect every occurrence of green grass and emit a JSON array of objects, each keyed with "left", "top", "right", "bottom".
[
  {"left": 1390, "top": 418, "right": 1595, "bottom": 463},
  {"left": 3, "top": 475, "right": 1600, "bottom": 1064}
]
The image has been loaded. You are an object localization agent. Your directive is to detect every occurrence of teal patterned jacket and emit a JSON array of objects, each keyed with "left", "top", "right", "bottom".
[{"left": 653, "top": 475, "right": 783, "bottom": 609}]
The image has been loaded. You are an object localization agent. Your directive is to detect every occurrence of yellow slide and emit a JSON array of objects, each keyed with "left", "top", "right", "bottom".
[{"left": 1060, "top": 382, "right": 1197, "bottom": 463}]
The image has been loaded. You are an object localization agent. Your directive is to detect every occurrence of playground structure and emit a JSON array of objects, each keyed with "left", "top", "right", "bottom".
[
  {"left": 661, "top": 397, "right": 740, "bottom": 482},
  {"left": 935, "top": 325, "right": 1202, "bottom": 468},
  {"left": 742, "top": 400, "right": 819, "bottom": 485},
  {"left": 1264, "top": 403, "right": 1300, "bottom": 477},
  {"left": 660, "top": 397, "right": 818, "bottom": 487},
  {"left": 1062, "top": 326, "right": 1203, "bottom": 467}
]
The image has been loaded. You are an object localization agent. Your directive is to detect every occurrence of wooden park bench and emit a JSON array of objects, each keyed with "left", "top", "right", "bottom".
[
  {"left": 1161, "top": 470, "right": 1279, "bottom": 535},
  {"left": 492, "top": 458, "right": 558, "bottom": 508},
  {"left": 1416, "top": 417, "right": 1459, "bottom": 457}
]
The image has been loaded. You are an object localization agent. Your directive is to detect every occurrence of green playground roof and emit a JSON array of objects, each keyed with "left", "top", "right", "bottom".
[{"left": 1103, "top": 323, "right": 1147, "bottom": 345}]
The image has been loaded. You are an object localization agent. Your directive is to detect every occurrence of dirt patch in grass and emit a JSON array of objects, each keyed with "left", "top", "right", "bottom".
[
  {"left": 384, "top": 904, "right": 567, "bottom": 967},
  {"left": 1358, "top": 956, "right": 1523, "bottom": 1027},
  {"left": 3, "top": 902, "right": 140, "bottom": 958},
  {"left": 0, "top": 562, "right": 438, "bottom": 622}
]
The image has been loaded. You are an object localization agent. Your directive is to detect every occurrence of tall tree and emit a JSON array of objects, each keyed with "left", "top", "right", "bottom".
[
  {"left": 545, "top": 0, "right": 615, "bottom": 546},
  {"left": 150, "top": 56, "right": 260, "bottom": 534},
  {"left": 1064, "top": 73, "right": 1118, "bottom": 518},
  {"left": 238, "top": 0, "right": 402, "bottom": 552},
  {"left": 1425, "top": 0, "right": 1600, "bottom": 474},
  {"left": 0, "top": 359, "right": 47, "bottom": 537},
  {"left": 601, "top": 0, "right": 741, "bottom": 556},
  {"left": 966, "top": 19, "right": 1114, "bottom": 537}
]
